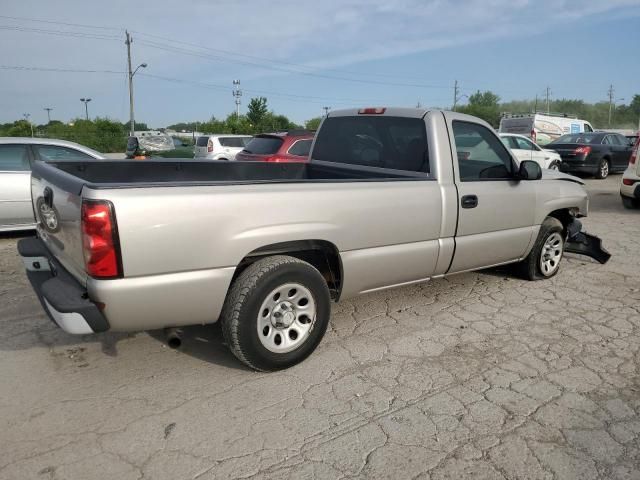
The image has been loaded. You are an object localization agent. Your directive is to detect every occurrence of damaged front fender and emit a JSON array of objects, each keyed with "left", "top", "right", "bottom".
[{"left": 564, "top": 219, "right": 611, "bottom": 264}]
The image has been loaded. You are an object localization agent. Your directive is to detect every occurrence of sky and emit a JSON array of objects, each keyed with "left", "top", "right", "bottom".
[{"left": 1, "top": 0, "right": 639, "bottom": 127}]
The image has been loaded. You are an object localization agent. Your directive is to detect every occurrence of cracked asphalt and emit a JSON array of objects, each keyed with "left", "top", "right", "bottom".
[{"left": 1, "top": 175, "right": 639, "bottom": 480}]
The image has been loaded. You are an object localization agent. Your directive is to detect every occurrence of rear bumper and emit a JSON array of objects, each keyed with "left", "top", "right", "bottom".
[
  {"left": 18, "top": 237, "right": 109, "bottom": 334},
  {"left": 559, "top": 162, "right": 597, "bottom": 175},
  {"left": 620, "top": 181, "right": 640, "bottom": 199}
]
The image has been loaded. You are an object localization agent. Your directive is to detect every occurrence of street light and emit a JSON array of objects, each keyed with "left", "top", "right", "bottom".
[
  {"left": 23, "top": 113, "right": 34, "bottom": 137},
  {"left": 80, "top": 98, "right": 92, "bottom": 121},
  {"left": 128, "top": 62, "right": 147, "bottom": 136}
]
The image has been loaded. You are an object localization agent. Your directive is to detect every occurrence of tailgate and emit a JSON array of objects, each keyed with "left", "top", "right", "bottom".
[{"left": 31, "top": 162, "right": 87, "bottom": 285}]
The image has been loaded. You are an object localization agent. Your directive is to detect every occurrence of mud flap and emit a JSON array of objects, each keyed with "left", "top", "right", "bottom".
[{"left": 564, "top": 219, "right": 611, "bottom": 264}]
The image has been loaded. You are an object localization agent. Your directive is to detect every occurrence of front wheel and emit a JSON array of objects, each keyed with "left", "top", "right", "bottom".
[
  {"left": 221, "top": 255, "right": 331, "bottom": 371},
  {"left": 518, "top": 217, "right": 564, "bottom": 281},
  {"left": 595, "top": 158, "right": 609, "bottom": 179}
]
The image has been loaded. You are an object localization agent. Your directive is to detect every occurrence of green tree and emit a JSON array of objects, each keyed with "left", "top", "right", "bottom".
[
  {"left": 305, "top": 117, "right": 322, "bottom": 130},
  {"left": 7, "top": 120, "right": 32, "bottom": 137},
  {"left": 458, "top": 90, "right": 501, "bottom": 127},
  {"left": 246, "top": 97, "right": 268, "bottom": 127}
]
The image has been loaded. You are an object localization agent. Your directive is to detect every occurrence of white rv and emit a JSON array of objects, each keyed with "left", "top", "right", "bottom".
[{"left": 499, "top": 113, "right": 594, "bottom": 146}]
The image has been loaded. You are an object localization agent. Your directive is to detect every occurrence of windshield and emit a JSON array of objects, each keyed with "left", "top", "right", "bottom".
[
  {"left": 243, "top": 136, "right": 283, "bottom": 154},
  {"left": 551, "top": 133, "right": 600, "bottom": 144}
]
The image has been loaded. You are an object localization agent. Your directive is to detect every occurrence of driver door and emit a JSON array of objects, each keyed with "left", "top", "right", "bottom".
[{"left": 446, "top": 119, "right": 537, "bottom": 273}]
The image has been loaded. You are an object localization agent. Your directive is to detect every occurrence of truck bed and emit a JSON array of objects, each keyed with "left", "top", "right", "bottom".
[{"left": 34, "top": 159, "right": 428, "bottom": 193}]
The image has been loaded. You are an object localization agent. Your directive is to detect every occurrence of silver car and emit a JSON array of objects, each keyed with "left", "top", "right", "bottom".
[{"left": 0, "top": 138, "right": 104, "bottom": 232}]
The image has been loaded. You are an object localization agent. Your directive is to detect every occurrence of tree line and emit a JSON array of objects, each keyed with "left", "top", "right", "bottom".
[{"left": 2, "top": 94, "right": 638, "bottom": 153}]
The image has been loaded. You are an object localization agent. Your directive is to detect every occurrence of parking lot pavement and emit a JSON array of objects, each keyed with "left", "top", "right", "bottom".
[{"left": 0, "top": 175, "right": 638, "bottom": 480}]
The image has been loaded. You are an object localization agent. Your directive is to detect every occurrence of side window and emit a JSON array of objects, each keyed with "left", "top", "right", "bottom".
[
  {"left": 36, "top": 145, "right": 94, "bottom": 161},
  {"left": 453, "top": 121, "right": 514, "bottom": 181},
  {"left": 602, "top": 136, "right": 613, "bottom": 146},
  {"left": 0, "top": 145, "right": 30, "bottom": 171},
  {"left": 613, "top": 135, "right": 627, "bottom": 146},
  {"left": 502, "top": 136, "right": 520, "bottom": 150},
  {"left": 584, "top": 124, "right": 593, "bottom": 133},
  {"left": 514, "top": 137, "right": 536, "bottom": 151},
  {"left": 287, "top": 139, "right": 312, "bottom": 157}
]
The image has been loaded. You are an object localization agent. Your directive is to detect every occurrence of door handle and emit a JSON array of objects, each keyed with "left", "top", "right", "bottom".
[{"left": 461, "top": 194, "right": 478, "bottom": 209}]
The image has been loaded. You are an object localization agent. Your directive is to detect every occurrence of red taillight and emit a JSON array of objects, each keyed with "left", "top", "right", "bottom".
[
  {"left": 207, "top": 139, "right": 213, "bottom": 153},
  {"left": 623, "top": 178, "right": 636, "bottom": 186},
  {"left": 530, "top": 129, "right": 536, "bottom": 143},
  {"left": 574, "top": 146, "right": 592, "bottom": 155},
  {"left": 81, "top": 200, "right": 121, "bottom": 278},
  {"left": 630, "top": 137, "right": 639, "bottom": 165},
  {"left": 358, "top": 107, "right": 386, "bottom": 114}
]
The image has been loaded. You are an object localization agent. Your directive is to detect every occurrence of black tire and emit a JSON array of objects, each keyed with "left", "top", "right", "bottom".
[
  {"left": 595, "top": 158, "right": 610, "bottom": 179},
  {"left": 622, "top": 196, "right": 640, "bottom": 209},
  {"left": 517, "top": 217, "right": 564, "bottom": 281},
  {"left": 548, "top": 160, "right": 560, "bottom": 171},
  {"left": 220, "top": 255, "right": 331, "bottom": 371}
]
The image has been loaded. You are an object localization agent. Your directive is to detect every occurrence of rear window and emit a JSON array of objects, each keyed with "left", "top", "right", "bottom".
[
  {"left": 243, "top": 136, "right": 284, "bottom": 155},
  {"left": 287, "top": 139, "right": 312, "bottom": 157},
  {"left": 127, "top": 137, "right": 138, "bottom": 150},
  {"left": 551, "top": 133, "right": 601, "bottom": 144},
  {"left": 312, "top": 116, "right": 429, "bottom": 172},
  {"left": 196, "top": 136, "right": 209, "bottom": 147},
  {"left": 219, "top": 137, "right": 250, "bottom": 148}
]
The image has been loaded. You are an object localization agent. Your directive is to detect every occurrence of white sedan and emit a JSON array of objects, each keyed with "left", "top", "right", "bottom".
[{"left": 500, "top": 133, "right": 561, "bottom": 170}]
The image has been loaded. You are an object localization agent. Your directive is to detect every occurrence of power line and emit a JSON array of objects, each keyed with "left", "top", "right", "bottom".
[
  {"left": 0, "top": 24, "right": 120, "bottom": 40},
  {"left": 0, "top": 14, "right": 123, "bottom": 31},
  {"left": 135, "top": 38, "right": 453, "bottom": 90},
  {"left": 0, "top": 65, "right": 125, "bottom": 74}
]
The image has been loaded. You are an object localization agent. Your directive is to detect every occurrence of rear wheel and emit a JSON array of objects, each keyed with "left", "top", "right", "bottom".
[
  {"left": 595, "top": 158, "right": 609, "bottom": 179},
  {"left": 221, "top": 255, "right": 331, "bottom": 371},
  {"left": 518, "top": 217, "right": 564, "bottom": 281},
  {"left": 548, "top": 160, "right": 560, "bottom": 171},
  {"left": 622, "top": 196, "right": 640, "bottom": 209}
]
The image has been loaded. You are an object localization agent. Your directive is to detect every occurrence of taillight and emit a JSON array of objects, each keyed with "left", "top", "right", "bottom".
[
  {"left": 574, "top": 146, "right": 592, "bottom": 156},
  {"left": 358, "top": 107, "right": 386, "bottom": 114},
  {"left": 81, "top": 200, "right": 121, "bottom": 278},
  {"left": 207, "top": 139, "right": 213, "bottom": 153},
  {"left": 630, "top": 138, "right": 638, "bottom": 165},
  {"left": 531, "top": 129, "right": 536, "bottom": 143},
  {"left": 265, "top": 156, "right": 288, "bottom": 163},
  {"left": 623, "top": 178, "right": 636, "bottom": 186}
]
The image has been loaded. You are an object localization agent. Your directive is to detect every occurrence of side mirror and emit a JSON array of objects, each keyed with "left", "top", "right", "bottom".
[{"left": 518, "top": 160, "right": 542, "bottom": 180}]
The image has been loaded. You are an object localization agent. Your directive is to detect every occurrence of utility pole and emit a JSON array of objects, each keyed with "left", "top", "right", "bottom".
[
  {"left": 44, "top": 107, "right": 53, "bottom": 123},
  {"left": 233, "top": 80, "right": 242, "bottom": 118},
  {"left": 608, "top": 84, "right": 615, "bottom": 126},
  {"left": 23, "top": 113, "right": 34, "bottom": 137},
  {"left": 80, "top": 98, "right": 91, "bottom": 120},
  {"left": 323, "top": 106, "right": 330, "bottom": 117},
  {"left": 545, "top": 86, "right": 551, "bottom": 114},
  {"left": 453, "top": 80, "right": 459, "bottom": 111},
  {"left": 126, "top": 31, "right": 135, "bottom": 136}
]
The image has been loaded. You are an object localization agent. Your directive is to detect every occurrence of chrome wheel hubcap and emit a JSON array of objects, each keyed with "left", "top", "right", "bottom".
[
  {"left": 257, "top": 283, "right": 316, "bottom": 353},
  {"left": 540, "top": 232, "right": 563, "bottom": 276},
  {"left": 601, "top": 162, "right": 609, "bottom": 177}
]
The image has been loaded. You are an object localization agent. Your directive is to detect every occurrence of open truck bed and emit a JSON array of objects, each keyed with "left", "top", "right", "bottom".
[{"left": 36, "top": 159, "right": 426, "bottom": 193}]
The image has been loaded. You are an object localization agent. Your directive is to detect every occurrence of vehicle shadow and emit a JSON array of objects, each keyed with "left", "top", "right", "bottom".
[{"left": 146, "top": 323, "right": 249, "bottom": 371}]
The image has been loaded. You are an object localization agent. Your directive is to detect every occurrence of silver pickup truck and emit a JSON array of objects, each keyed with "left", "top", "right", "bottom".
[{"left": 18, "top": 108, "right": 610, "bottom": 371}]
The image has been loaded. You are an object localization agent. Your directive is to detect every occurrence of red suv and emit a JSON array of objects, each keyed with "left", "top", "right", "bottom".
[{"left": 235, "top": 130, "right": 314, "bottom": 163}]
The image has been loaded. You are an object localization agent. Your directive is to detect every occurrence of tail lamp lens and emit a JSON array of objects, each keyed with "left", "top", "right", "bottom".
[
  {"left": 207, "top": 139, "right": 213, "bottom": 153},
  {"left": 530, "top": 129, "right": 536, "bottom": 143},
  {"left": 575, "top": 146, "right": 591, "bottom": 155},
  {"left": 81, "top": 201, "right": 121, "bottom": 278}
]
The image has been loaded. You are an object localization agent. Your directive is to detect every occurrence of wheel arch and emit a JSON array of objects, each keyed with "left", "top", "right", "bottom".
[{"left": 234, "top": 240, "right": 343, "bottom": 300}]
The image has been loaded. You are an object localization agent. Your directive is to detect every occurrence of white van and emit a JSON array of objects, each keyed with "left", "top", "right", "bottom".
[{"left": 499, "top": 113, "right": 594, "bottom": 146}]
